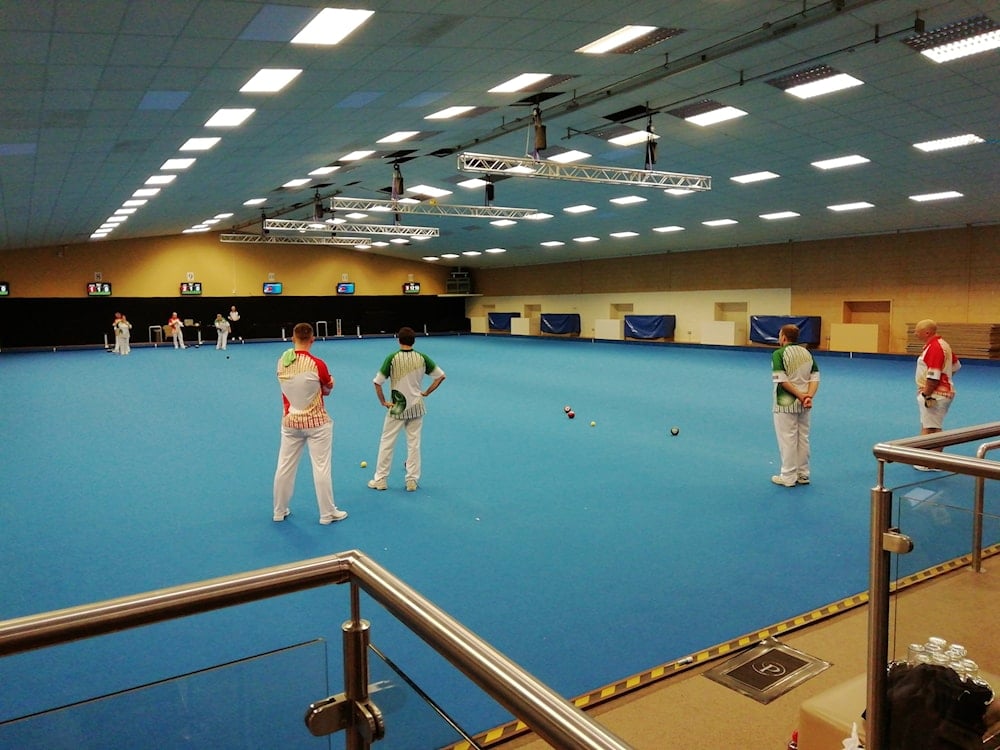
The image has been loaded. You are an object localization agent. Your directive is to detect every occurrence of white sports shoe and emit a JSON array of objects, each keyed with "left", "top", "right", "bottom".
[
  {"left": 406, "top": 479, "right": 418, "bottom": 492},
  {"left": 320, "top": 509, "right": 348, "bottom": 524},
  {"left": 367, "top": 478, "right": 387, "bottom": 490},
  {"left": 771, "top": 475, "right": 796, "bottom": 488}
]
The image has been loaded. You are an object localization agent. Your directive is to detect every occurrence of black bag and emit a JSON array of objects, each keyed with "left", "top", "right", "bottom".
[{"left": 884, "top": 662, "right": 993, "bottom": 749}]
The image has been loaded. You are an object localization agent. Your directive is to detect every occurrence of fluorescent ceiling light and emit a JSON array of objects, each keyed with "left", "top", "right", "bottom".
[
  {"left": 489, "top": 73, "right": 551, "bottom": 93},
  {"left": 422, "top": 256, "right": 440, "bottom": 261},
  {"left": 686, "top": 106, "right": 747, "bottom": 126},
  {"left": 574, "top": 236, "right": 600, "bottom": 242},
  {"left": 921, "top": 30, "right": 1000, "bottom": 61},
  {"left": 484, "top": 247, "right": 506, "bottom": 254},
  {"left": 914, "top": 134, "right": 984, "bottom": 152},
  {"left": 786, "top": 73, "right": 863, "bottom": 99},
  {"left": 426, "top": 106, "right": 475, "bottom": 120},
  {"left": 811, "top": 154, "right": 870, "bottom": 170},
  {"left": 205, "top": 108, "right": 255, "bottom": 127},
  {"left": 214, "top": 213, "right": 234, "bottom": 219},
  {"left": 909, "top": 191, "right": 963, "bottom": 202},
  {"left": 610, "top": 231, "right": 639, "bottom": 238},
  {"left": 390, "top": 238, "right": 409, "bottom": 245},
  {"left": 731, "top": 171, "right": 779, "bottom": 184},
  {"left": 241, "top": 68, "right": 302, "bottom": 93},
  {"left": 768, "top": 66, "right": 864, "bottom": 99},
  {"left": 339, "top": 150, "right": 374, "bottom": 161},
  {"left": 440, "top": 253, "right": 460, "bottom": 259},
  {"left": 283, "top": 178, "right": 311, "bottom": 188},
  {"left": 577, "top": 25, "right": 656, "bottom": 54},
  {"left": 145, "top": 174, "right": 177, "bottom": 186},
  {"left": 202, "top": 219, "right": 221, "bottom": 225},
  {"left": 903, "top": 15, "right": 1000, "bottom": 62},
  {"left": 122, "top": 200, "right": 147, "bottom": 208},
  {"left": 345, "top": 212, "right": 367, "bottom": 220},
  {"left": 409, "top": 184, "right": 453, "bottom": 198},
  {"left": 292, "top": 8, "right": 374, "bottom": 45},
  {"left": 664, "top": 188, "right": 694, "bottom": 196},
  {"left": 372, "top": 241, "right": 390, "bottom": 248},
  {"left": 412, "top": 235, "right": 432, "bottom": 242},
  {"left": 653, "top": 225, "right": 685, "bottom": 233},
  {"left": 180, "top": 137, "right": 220, "bottom": 151},
  {"left": 133, "top": 188, "right": 160, "bottom": 198},
  {"left": 398, "top": 197, "right": 420, "bottom": 204},
  {"left": 610, "top": 195, "right": 647, "bottom": 205},
  {"left": 114, "top": 208, "right": 137, "bottom": 216},
  {"left": 564, "top": 204, "right": 596, "bottom": 214},
  {"left": 548, "top": 149, "right": 590, "bottom": 164},
  {"left": 526, "top": 212, "right": 553, "bottom": 220},
  {"left": 243, "top": 198, "right": 267, "bottom": 206},
  {"left": 828, "top": 201, "right": 874, "bottom": 211},
  {"left": 541, "top": 241, "right": 565, "bottom": 247},
  {"left": 490, "top": 219, "right": 516, "bottom": 227},
  {"left": 760, "top": 211, "right": 800, "bottom": 220},
  {"left": 702, "top": 219, "right": 738, "bottom": 226},
  {"left": 457, "top": 178, "right": 488, "bottom": 188},
  {"left": 105, "top": 215, "right": 127, "bottom": 223},
  {"left": 505, "top": 165, "right": 535, "bottom": 174},
  {"left": 608, "top": 129, "right": 659, "bottom": 146},
  {"left": 377, "top": 131, "right": 420, "bottom": 143},
  {"left": 161, "top": 158, "right": 196, "bottom": 170},
  {"left": 184, "top": 227, "right": 211, "bottom": 234},
  {"left": 462, "top": 250, "right": 481, "bottom": 256},
  {"left": 309, "top": 166, "right": 340, "bottom": 176}
]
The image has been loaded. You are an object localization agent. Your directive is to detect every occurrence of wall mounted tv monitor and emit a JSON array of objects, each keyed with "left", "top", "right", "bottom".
[
  {"left": 402, "top": 281, "right": 420, "bottom": 295},
  {"left": 0, "top": 282, "right": 8, "bottom": 296},
  {"left": 87, "top": 282, "right": 112, "bottom": 296},
  {"left": 262, "top": 282, "right": 283, "bottom": 295},
  {"left": 336, "top": 282, "right": 355, "bottom": 294},
  {"left": 180, "top": 281, "right": 202, "bottom": 295}
]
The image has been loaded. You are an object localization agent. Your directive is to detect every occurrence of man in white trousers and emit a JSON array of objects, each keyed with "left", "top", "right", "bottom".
[
  {"left": 368, "top": 326, "right": 446, "bottom": 492},
  {"left": 272, "top": 322, "right": 347, "bottom": 525},
  {"left": 771, "top": 324, "right": 820, "bottom": 487}
]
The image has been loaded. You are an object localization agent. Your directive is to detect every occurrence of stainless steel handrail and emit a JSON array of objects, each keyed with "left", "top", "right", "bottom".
[
  {"left": 867, "top": 421, "right": 1000, "bottom": 750},
  {"left": 0, "top": 549, "right": 633, "bottom": 750}
]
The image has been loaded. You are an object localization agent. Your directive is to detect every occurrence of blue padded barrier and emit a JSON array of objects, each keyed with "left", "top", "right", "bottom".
[
  {"left": 624, "top": 315, "right": 676, "bottom": 340},
  {"left": 487, "top": 312, "right": 520, "bottom": 331},
  {"left": 540, "top": 313, "right": 581, "bottom": 335},
  {"left": 750, "top": 315, "right": 821, "bottom": 345}
]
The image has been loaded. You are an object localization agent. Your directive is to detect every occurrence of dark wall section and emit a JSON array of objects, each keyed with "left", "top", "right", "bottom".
[{"left": 0, "top": 295, "right": 470, "bottom": 348}]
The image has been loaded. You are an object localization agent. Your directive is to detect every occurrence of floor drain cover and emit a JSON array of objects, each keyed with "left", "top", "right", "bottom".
[{"left": 704, "top": 637, "right": 831, "bottom": 704}]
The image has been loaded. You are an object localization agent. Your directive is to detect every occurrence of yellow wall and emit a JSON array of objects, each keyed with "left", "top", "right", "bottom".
[
  {"left": 0, "top": 233, "right": 450, "bottom": 298},
  {"left": 470, "top": 225, "right": 1000, "bottom": 353}
]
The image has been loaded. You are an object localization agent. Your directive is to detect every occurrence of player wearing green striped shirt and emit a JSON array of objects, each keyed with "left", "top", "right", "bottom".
[
  {"left": 368, "top": 327, "right": 446, "bottom": 492},
  {"left": 771, "top": 324, "right": 820, "bottom": 487}
]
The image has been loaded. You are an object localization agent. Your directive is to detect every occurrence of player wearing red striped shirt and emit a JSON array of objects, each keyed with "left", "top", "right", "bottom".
[{"left": 272, "top": 323, "right": 347, "bottom": 524}]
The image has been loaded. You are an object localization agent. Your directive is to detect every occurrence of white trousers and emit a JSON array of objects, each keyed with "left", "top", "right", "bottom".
[
  {"left": 918, "top": 392, "right": 953, "bottom": 430},
  {"left": 173, "top": 330, "right": 185, "bottom": 348},
  {"left": 773, "top": 410, "right": 811, "bottom": 482},
  {"left": 217, "top": 331, "right": 228, "bottom": 349},
  {"left": 273, "top": 422, "right": 338, "bottom": 522},
  {"left": 374, "top": 414, "right": 423, "bottom": 483},
  {"left": 116, "top": 335, "right": 130, "bottom": 355}
]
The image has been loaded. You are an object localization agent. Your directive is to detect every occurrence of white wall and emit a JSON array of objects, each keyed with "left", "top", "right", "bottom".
[{"left": 467, "top": 288, "right": 791, "bottom": 343}]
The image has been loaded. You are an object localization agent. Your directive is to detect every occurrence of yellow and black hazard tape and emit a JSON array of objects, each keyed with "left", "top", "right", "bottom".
[{"left": 441, "top": 543, "right": 1000, "bottom": 750}]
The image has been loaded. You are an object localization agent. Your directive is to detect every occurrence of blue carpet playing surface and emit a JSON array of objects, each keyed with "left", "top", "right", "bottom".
[{"left": 1, "top": 336, "right": 997, "bottom": 741}]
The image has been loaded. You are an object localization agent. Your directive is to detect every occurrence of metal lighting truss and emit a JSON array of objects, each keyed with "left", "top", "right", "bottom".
[
  {"left": 263, "top": 219, "right": 439, "bottom": 238},
  {"left": 219, "top": 233, "right": 373, "bottom": 246},
  {"left": 331, "top": 197, "right": 539, "bottom": 220},
  {"left": 456, "top": 151, "right": 712, "bottom": 191}
]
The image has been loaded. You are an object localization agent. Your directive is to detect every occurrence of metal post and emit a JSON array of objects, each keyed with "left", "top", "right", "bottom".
[
  {"left": 866, "top": 463, "right": 893, "bottom": 750},
  {"left": 357, "top": 325, "right": 361, "bottom": 339},
  {"left": 104, "top": 333, "right": 109, "bottom": 350},
  {"left": 423, "top": 323, "right": 428, "bottom": 336},
  {"left": 281, "top": 327, "right": 287, "bottom": 341},
  {"left": 342, "top": 582, "right": 381, "bottom": 749},
  {"left": 336, "top": 319, "right": 343, "bottom": 337},
  {"left": 972, "top": 440, "right": 1000, "bottom": 572}
]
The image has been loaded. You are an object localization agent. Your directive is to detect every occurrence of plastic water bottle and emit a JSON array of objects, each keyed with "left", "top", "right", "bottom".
[{"left": 786, "top": 729, "right": 799, "bottom": 749}]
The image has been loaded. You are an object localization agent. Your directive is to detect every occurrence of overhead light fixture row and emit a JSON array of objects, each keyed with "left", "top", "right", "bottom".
[{"left": 766, "top": 65, "right": 863, "bottom": 99}]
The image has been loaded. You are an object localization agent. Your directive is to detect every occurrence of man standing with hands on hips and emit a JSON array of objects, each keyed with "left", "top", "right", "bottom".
[
  {"left": 771, "top": 324, "right": 820, "bottom": 488},
  {"left": 913, "top": 319, "right": 960, "bottom": 471},
  {"left": 368, "top": 327, "right": 446, "bottom": 492}
]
